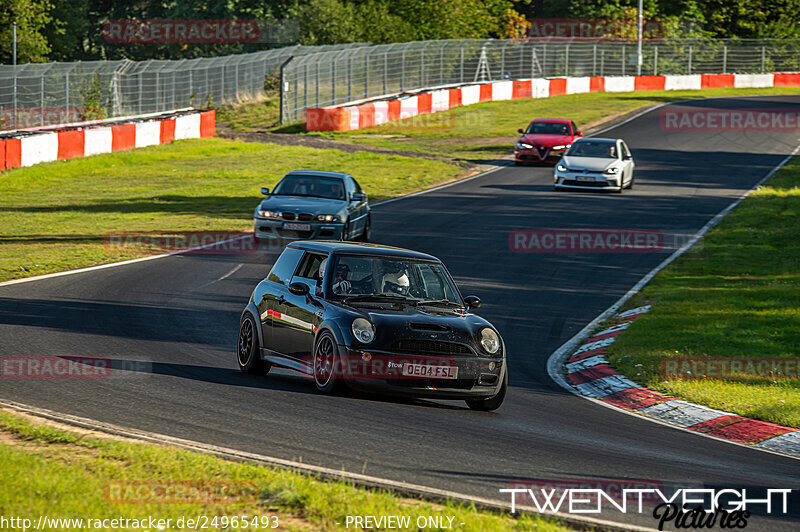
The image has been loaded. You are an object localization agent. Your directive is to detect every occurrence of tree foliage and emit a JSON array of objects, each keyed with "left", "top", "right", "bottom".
[{"left": 0, "top": 0, "right": 52, "bottom": 64}]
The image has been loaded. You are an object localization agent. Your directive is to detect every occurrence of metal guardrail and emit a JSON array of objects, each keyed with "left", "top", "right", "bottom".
[
  {"left": 2, "top": 38, "right": 799, "bottom": 129},
  {"left": 0, "top": 43, "right": 365, "bottom": 130},
  {"left": 280, "top": 38, "right": 800, "bottom": 123}
]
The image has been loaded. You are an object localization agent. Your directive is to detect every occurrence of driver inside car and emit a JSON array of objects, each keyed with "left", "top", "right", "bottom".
[
  {"left": 381, "top": 261, "right": 410, "bottom": 296},
  {"left": 320, "top": 258, "right": 352, "bottom": 294}
]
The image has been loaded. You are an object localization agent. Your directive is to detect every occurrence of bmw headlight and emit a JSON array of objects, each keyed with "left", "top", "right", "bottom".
[
  {"left": 603, "top": 167, "right": 619, "bottom": 175},
  {"left": 557, "top": 164, "right": 568, "bottom": 172},
  {"left": 352, "top": 318, "right": 375, "bottom": 344},
  {"left": 317, "top": 214, "right": 336, "bottom": 222},
  {"left": 516, "top": 142, "right": 533, "bottom": 149},
  {"left": 480, "top": 328, "right": 500, "bottom": 354},
  {"left": 552, "top": 144, "right": 571, "bottom": 150},
  {"left": 257, "top": 210, "right": 281, "bottom": 219}
]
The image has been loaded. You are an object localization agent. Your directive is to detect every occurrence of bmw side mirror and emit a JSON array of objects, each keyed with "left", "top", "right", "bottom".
[
  {"left": 517, "top": 128, "right": 524, "bottom": 134},
  {"left": 261, "top": 187, "right": 270, "bottom": 195},
  {"left": 351, "top": 192, "right": 366, "bottom": 202},
  {"left": 464, "top": 295, "right": 481, "bottom": 310},
  {"left": 288, "top": 282, "right": 309, "bottom": 297}
]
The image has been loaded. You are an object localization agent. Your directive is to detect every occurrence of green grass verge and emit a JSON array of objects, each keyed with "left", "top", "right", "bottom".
[
  {"left": 607, "top": 157, "right": 800, "bottom": 428},
  {"left": 0, "top": 411, "right": 571, "bottom": 531},
  {"left": 0, "top": 137, "right": 462, "bottom": 282},
  {"left": 218, "top": 86, "right": 800, "bottom": 161}
]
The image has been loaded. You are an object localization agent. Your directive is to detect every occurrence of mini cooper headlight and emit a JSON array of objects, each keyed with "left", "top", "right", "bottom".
[
  {"left": 257, "top": 210, "right": 281, "bottom": 219},
  {"left": 352, "top": 318, "right": 375, "bottom": 344},
  {"left": 480, "top": 328, "right": 500, "bottom": 354},
  {"left": 317, "top": 214, "right": 336, "bottom": 222},
  {"left": 603, "top": 167, "right": 619, "bottom": 174},
  {"left": 557, "top": 164, "right": 568, "bottom": 172}
]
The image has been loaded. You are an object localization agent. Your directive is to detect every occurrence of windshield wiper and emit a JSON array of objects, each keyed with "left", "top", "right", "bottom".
[
  {"left": 344, "top": 294, "right": 415, "bottom": 304},
  {"left": 415, "top": 299, "right": 463, "bottom": 308}
]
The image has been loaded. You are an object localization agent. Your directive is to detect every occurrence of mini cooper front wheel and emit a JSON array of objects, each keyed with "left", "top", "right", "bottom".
[
  {"left": 237, "top": 314, "right": 269, "bottom": 375},
  {"left": 465, "top": 369, "right": 507, "bottom": 411},
  {"left": 313, "top": 331, "right": 343, "bottom": 393}
]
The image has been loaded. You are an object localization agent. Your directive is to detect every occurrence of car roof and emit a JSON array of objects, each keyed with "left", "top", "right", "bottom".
[
  {"left": 287, "top": 241, "right": 440, "bottom": 261},
  {"left": 531, "top": 118, "right": 572, "bottom": 124},
  {"left": 283, "top": 170, "right": 351, "bottom": 180}
]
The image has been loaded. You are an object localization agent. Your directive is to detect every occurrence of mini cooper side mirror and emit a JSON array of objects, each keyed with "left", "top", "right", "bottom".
[
  {"left": 464, "top": 295, "right": 481, "bottom": 309},
  {"left": 261, "top": 187, "right": 270, "bottom": 195},
  {"left": 517, "top": 128, "right": 524, "bottom": 134},
  {"left": 288, "top": 282, "right": 309, "bottom": 296}
]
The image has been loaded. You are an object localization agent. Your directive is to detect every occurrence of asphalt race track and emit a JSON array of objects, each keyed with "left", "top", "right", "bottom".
[{"left": 2, "top": 95, "right": 800, "bottom": 530}]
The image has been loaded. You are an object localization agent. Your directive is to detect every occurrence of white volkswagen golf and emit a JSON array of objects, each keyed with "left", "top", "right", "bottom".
[{"left": 553, "top": 138, "right": 635, "bottom": 193}]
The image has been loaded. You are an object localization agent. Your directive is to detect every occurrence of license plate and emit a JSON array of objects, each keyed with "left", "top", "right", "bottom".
[
  {"left": 282, "top": 222, "right": 311, "bottom": 231},
  {"left": 575, "top": 175, "right": 595, "bottom": 182},
  {"left": 402, "top": 363, "right": 458, "bottom": 379}
]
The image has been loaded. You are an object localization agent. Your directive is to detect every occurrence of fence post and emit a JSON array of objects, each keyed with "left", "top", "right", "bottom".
[
  {"left": 723, "top": 45, "right": 727, "bottom": 73},
  {"left": 137, "top": 72, "right": 143, "bottom": 114},
  {"left": 41, "top": 75, "right": 45, "bottom": 125},
  {"left": 600, "top": 49, "right": 605, "bottom": 76},
  {"left": 761, "top": 46, "right": 766, "bottom": 73},
  {"left": 401, "top": 45, "right": 406, "bottom": 90},
  {"left": 304, "top": 63, "right": 308, "bottom": 110},
  {"left": 332, "top": 57, "right": 336, "bottom": 103},
  {"left": 383, "top": 48, "right": 388, "bottom": 94},
  {"left": 316, "top": 58, "right": 320, "bottom": 107},
  {"left": 654, "top": 45, "right": 658, "bottom": 75},
  {"left": 65, "top": 73, "right": 69, "bottom": 122},
  {"left": 279, "top": 56, "right": 294, "bottom": 125},
  {"left": 419, "top": 43, "right": 425, "bottom": 87},
  {"left": 460, "top": 41, "right": 466, "bottom": 83},
  {"left": 592, "top": 44, "right": 597, "bottom": 76},
  {"left": 439, "top": 42, "right": 445, "bottom": 83},
  {"left": 347, "top": 55, "right": 352, "bottom": 101},
  {"left": 565, "top": 43, "right": 569, "bottom": 77},
  {"left": 622, "top": 44, "right": 626, "bottom": 76},
  {"left": 364, "top": 52, "right": 369, "bottom": 98},
  {"left": 189, "top": 69, "right": 193, "bottom": 105},
  {"left": 688, "top": 45, "right": 692, "bottom": 74}
]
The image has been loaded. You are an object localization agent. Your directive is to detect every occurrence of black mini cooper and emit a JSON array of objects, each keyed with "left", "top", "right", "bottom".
[{"left": 237, "top": 241, "right": 507, "bottom": 410}]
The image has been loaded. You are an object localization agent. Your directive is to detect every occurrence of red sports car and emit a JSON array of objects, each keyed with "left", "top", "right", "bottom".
[{"left": 514, "top": 118, "right": 583, "bottom": 165}]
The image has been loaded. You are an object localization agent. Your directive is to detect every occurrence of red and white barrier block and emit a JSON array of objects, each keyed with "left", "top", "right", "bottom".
[
  {"left": 563, "top": 305, "right": 800, "bottom": 457},
  {"left": 306, "top": 72, "right": 800, "bottom": 132},
  {"left": 1, "top": 109, "right": 215, "bottom": 171}
]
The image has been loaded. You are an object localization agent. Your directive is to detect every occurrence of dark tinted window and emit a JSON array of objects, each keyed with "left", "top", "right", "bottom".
[
  {"left": 567, "top": 140, "right": 617, "bottom": 158},
  {"left": 571, "top": 121, "right": 579, "bottom": 134},
  {"left": 292, "top": 252, "right": 327, "bottom": 290},
  {"left": 267, "top": 247, "right": 304, "bottom": 286},
  {"left": 344, "top": 177, "right": 357, "bottom": 199}
]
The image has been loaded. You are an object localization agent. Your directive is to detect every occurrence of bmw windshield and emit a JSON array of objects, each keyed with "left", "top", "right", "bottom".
[
  {"left": 324, "top": 255, "right": 462, "bottom": 305},
  {"left": 272, "top": 175, "right": 346, "bottom": 200}
]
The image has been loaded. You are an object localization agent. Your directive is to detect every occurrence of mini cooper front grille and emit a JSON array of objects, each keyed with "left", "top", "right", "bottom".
[
  {"left": 409, "top": 323, "right": 450, "bottom": 332},
  {"left": 392, "top": 339, "right": 471, "bottom": 355}
]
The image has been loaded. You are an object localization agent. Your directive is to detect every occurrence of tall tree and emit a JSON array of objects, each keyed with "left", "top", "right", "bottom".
[{"left": 0, "top": 0, "right": 53, "bottom": 63}]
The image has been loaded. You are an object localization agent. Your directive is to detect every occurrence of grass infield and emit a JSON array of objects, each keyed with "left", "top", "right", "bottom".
[
  {"left": 607, "top": 157, "right": 800, "bottom": 429},
  {"left": 0, "top": 410, "right": 571, "bottom": 532}
]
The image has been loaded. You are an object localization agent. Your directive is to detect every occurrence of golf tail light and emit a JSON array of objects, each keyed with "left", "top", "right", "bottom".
[{"left": 480, "top": 328, "right": 500, "bottom": 354}]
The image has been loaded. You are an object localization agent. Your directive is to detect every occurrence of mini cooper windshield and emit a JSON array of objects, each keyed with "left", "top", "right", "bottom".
[
  {"left": 272, "top": 174, "right": 346, "bottom": 200},
  {"left": 326, "top": 255, "right": 462, "bottom": 305}
]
